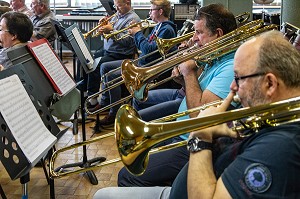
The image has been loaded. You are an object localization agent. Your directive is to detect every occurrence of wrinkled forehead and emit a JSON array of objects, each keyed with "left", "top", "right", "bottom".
[{"left": 234, "top": 39, "right": 261, "bottom": 75}]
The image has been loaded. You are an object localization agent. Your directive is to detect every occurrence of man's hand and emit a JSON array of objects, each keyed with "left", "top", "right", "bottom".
[
  {"left": 128, "top": 20, "right": 142, "bottom": 36},
  {"left": 177, "top": 59, "right": 198, "bottom": 77},
  {"left": 172, "top": 66, "right": 185, "bottom": 86},
  {"left": 0, "top": 64, "right": 4, "bottom": 71},
  {"left": 98, "top": 22, "right": 114, "bottom": 35},
  {"left": 190, "top": 92, "right": 238, "bottom": 141}
]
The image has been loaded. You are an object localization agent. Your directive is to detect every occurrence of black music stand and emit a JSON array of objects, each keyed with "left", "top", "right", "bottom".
[
  {"left": 56, "top": 24, "right": 105, "bottom": 185},
  {"left": 51, "top": 19, "right": 80, "bottom": 135},
  {"left": 0, "top": 64, "right": 61, "bottom": 199}
]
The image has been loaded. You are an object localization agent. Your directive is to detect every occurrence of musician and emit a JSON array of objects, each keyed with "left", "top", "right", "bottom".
[
  {"left": 10, "top": 0, "right": 33, "bottom": 17},
  {"left": 116, "top": 3, "right": 238, "bottom": 187},
  {"left": 0, "top": 11, "right": 33, "bottom": 70},
  {"left": 93, "top": 30, "right": 300, "bottom": 199},
  {"left": 30, "top": 0, "right": 56, "bottom": 46},
  {"left": 168, "top": 30, "right": 300, "bottom": 199},
  {"left": 86, "top": 0, "right": 140, "bottom": 111},
  {"left": 89, "top": 0, "right": 177, "bottom": 125}
]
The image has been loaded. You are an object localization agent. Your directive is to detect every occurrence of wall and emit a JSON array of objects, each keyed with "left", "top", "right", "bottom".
[{"left": 202, "top": 0, "right": 253, "bottom": 18}]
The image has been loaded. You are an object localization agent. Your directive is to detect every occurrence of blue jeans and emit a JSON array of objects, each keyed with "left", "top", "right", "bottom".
[
  {"left": 87, "top": 52, "right": 133, "bottom": 96},
  {"left": 100, "top": 60, "right": 124, "bottom": 115},
  {"left": 118, "top": 136, "right": 189, "bottom": 187},
  {"left": 133, "top": 88, "right": 185, "bottom": 122}
]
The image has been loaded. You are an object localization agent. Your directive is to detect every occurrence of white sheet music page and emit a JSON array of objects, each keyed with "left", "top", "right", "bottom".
[
  {"left": 0, "top": 75, "right": 57, "bottom": 163},
  {"left": 71, "top": 27, "right": 94, "bottom": 69},
  {"left": 30, "top": 42, "right": 76, "bottom": 95}
]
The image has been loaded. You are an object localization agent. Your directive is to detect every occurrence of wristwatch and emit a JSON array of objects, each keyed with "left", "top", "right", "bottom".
[{"left": 187, "top": 137, "right": 213, "bottom": 153}]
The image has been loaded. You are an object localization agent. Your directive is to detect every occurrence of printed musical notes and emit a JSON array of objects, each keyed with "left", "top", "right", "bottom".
[
  {"left": 71, "top": 27, "right": 94, "bottom": 69},
  {"left": 0, "top": 75, "right": 57, "bottom": 163},
  {"left": 27, "top": 39, "right": 76, "bottom": 95}
]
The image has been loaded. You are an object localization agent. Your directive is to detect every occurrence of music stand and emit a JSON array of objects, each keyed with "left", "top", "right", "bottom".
[
  {"left": 0, "top": 64, "right": 61, "bottom": 199},
  {"left": 99, "top": 0, "right": 117, "bottom": 15},
  {"left": 55, "top": 24, "right": 105, "bottom": 185},
  {"left": 51, "top": 19, "right": 80, "bottom": 135}
]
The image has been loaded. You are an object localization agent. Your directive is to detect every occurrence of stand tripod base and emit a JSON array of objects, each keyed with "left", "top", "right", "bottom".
[{"left": 54, "top": 156, "right": 106, "bottom": 185}]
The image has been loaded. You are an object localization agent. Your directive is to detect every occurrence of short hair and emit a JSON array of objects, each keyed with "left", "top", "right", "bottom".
[
  {"left": 257, "top": 30, "right": 300, "bottom": 88},
  {"left": 37, "top": 0, "right": 50, "bottom": 8},
  {"left": 0, "top": 11, "right": 33, "bottom": 43},
  {"left": 194, "top": 3, "right": 237, "bottom": 35},
  {"left": 150, "top": 0, "right": 171, "bottom": 18}
]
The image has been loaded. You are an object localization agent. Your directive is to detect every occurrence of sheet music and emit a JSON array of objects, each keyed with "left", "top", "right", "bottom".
[
  {"left": 71, "top": 27, "right": 94, "bottom": 69},
  {"left": 30, "top": 42, "right": 76, "bottom": 95},
  {"left": 0, "top": 75, "right": 57, "bottom": 163}
]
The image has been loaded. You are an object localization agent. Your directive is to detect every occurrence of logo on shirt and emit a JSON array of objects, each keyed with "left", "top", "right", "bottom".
[{"left": 244, "top": 163, "right": 272, "bottom": 193}]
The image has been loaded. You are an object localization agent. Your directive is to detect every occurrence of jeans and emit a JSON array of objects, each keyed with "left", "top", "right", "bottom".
[
  {"left": 100, "top": 60, "right": 124, "bottom": 115},
  {"left": 118, "top": 136, "right": 189, "bottom": 187},
  {"left": 133, "top": 88, "right": 185, "bottom": 122},
  {"left": 87, "top": 52, "right": 133, "bottom": 96},
  {"left": 93, "top": 187, "right": 171, "bottom": 199}
]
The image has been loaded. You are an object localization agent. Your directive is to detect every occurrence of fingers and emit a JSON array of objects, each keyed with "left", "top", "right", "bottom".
[{"left": 218, "top": 91, "right": 235, "bottom": 112}]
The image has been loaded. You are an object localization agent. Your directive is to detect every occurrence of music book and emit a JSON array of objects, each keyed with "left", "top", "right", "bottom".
[
  {"left": 27, "top": 39, "right": 76, "bottom": 95},
  {"left": 71, "top": 27, "right": 94, "bottom": 70},
  {"left": 0, "top": 75, "right": 57, "bottom": 165}
]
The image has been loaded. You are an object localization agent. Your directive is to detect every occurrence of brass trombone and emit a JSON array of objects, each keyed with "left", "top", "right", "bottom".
[
  {"left": 84, "top": 20, "right": 277, "bottom": 115},
  {"left": 99, "top": 12, "right": 250, "bottom": 83},
  {"left": 103, "top": 18, "right": 151, "bottom": 41},
  {"left": 121, "top": 20, "right": 277, "bottom": 102},
  {"left": 50, "top": 95, "right": 300, "bottom": 178},
  {"left": 235, "top": 12, "right": 250, "bottom": 25},
  {"left": 82, "top": 13, "right": 117, "bottom": 39},
  {"left": 50, "top": 100, "right": 223, "bottom": 178}
]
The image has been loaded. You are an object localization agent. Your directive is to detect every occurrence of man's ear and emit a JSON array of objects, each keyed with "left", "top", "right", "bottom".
[
  {"left": 215, "top": 28, "right": 224, "bottom": 38},
  {"left": 264, "top": 73, "right": 278, "bottom": 97}
]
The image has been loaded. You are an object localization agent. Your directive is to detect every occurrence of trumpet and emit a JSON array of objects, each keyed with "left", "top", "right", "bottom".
[
  {"left": 121, "top": 20, "right": 278, "bottom": 102},
  {"left": 50, "top": 95, "right": 300, "bottom": 178},
  {"left": 84, "top": 20, "right": 277, "bottom": 115},
  {"left": 235, "top": 12, "right": 250, "bottom": 26},
  {"left": 103, "top": 18, "right": 151, "bottom": 41},
  {"left": 82, "top": 13, "right": 117, "bottom": 39}
]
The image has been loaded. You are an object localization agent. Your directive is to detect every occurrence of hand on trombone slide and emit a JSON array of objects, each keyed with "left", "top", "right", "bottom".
[{"left": 189, "top": 91, "right": 238, "bottom": 142}]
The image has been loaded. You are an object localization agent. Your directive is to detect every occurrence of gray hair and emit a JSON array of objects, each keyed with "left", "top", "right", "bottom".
[
  {"left": 257, "top": 30, "right": 300, "bottom": 88},
  {"left": 37, "top": 0, "right": 50, "bottom": 8}
]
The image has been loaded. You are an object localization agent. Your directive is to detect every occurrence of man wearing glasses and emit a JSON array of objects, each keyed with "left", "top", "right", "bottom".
[
  {"left": 30, "top": 0, "right": 56, "bottom": 46},
  {"left": 91, "top": 0, "right": 177, "bottom": 125},
  {"left": 116, "top": 3, "right": 238, "bottom": 188},
  {"left": 0, "top": 11, "right": 33, "bottom": 70},
  {"left": 86, "top": 0, "right": 140, "bottom": 111}
]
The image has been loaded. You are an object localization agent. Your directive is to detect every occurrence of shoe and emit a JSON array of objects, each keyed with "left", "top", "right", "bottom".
[
  {"left": 87, "top": 103, "right": 109, "bottom": 114},
  {"left": 99, "top": 114, "right": 116, "bottom": 126}
]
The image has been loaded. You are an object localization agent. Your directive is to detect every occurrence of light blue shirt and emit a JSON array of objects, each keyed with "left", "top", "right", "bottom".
[{"left": 177, "top": 51, "right": 236, "bottom": 140}]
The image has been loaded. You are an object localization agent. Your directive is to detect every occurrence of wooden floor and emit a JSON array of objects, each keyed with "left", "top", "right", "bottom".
[{"left": 0, "top": 58, "right": 122, "bottom": 199}]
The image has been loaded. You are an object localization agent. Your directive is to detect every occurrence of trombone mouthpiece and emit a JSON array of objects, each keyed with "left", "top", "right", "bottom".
[{"left": 233, "top": 94, "right": 241, "bottom": 103}]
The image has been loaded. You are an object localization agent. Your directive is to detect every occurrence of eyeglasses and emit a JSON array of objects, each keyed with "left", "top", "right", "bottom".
[
  {"left": 149, "top": 8, "right": 161, "bottom": 12},
  {"left": 234, "top": 72, "right": 265, "bottom": 87}
]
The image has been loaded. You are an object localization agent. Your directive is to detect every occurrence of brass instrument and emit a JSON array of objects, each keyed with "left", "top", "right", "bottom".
[
  {"left": 82, "top": 13, "right": 117, "bottom": 39},
  {"left": 50, "top": 100, "right": 222, "bottom": 178},
  {"left": 50, "top": 95, "right": 300, "bottom": 178},
  {"left": 121, "top": 20, "right": 277, "bottom": 102},
  {"left": 235, "top": 12, "right": 250, "bottom": 25},
  {"left": 84, "top": 20, "right": 277, "bottom": 115},
  {"left": 103, "top": 18, "right": 151, "bottom": 41}
]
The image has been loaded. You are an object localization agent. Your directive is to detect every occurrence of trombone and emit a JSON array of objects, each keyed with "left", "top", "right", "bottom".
[
  {"left": 85, "top": 20, "right": 277, "bottom": 115},
  {"left": 82, "top": 13, "right": 117, "bottom": 39},
  {"left": 50, "top": 95, "right": 300, "bottom": 178},
  {"left": 100, "top": 12, "right": 250, "bottom": 83},
  {"left": 103, "top": 18, "right": 151, "bottom": 41},
  {"left": 121, "top": 20, "right": 277, "bottom": 102}
]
